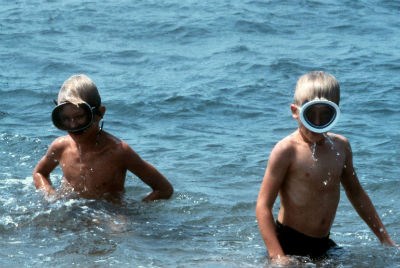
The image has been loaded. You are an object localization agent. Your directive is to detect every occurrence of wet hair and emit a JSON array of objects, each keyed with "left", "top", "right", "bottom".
[
  {"left": 57, "top": 74, "right": 101, "bottom": 108},
  {"left": 293, "top": 71, "right": 340, "bottom": 106}
]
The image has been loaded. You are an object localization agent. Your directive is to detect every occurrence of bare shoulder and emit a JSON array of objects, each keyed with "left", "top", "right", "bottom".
[
  {"left": 272, "top": 133, "right": 297, "bottom": 156},
  {"left": 327, "top": 132, "right": 352, "bottom": 152},
  {"left": 266, "top": 133, "right": 298, "bottom": 169},
  {"left": 51, "top": 135, "right": 70, "bottom": 148},
  {"left": 102, "top": 132, "right": 140, "bottom": 159},
  {"left": 105, "top": 133, "right": 133, "bottom": 151},
  {"left": 328, "top": 132, "right": 349, "bottom": 144},
  {"left": 46, "top": 135, "right": 71, "bottom": 158}
]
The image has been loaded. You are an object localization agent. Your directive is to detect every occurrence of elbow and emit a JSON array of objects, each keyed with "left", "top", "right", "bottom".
[
  {"left": 255, "top": 202, "right": 264, "bottom": 220},
  {"left": 255, "top": 198, "right": 264, "bottom": 215},
  {"left": 155, "top": 183, "right": 174, "bottom": 200},
  {"left": 255, "top": 199, "right": 273, "bottom": 221},
  {"left": 163, "top": 183, "right": 174, "bottom": 199},
  {"left": 32, "top": 172, "right": 43, "bottom": 189},
  {"left": 143, "top": 185, "right": 173, "bottom": 202},
  {"left": 32, "top": 171, "right": 52, "bottom": 190}
]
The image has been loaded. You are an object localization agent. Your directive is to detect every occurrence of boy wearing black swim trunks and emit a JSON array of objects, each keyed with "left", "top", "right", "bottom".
[{"left": 255, "top": 71, "right": 395, "bottom": 264}]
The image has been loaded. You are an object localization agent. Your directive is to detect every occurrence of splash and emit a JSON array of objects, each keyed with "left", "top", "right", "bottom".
[{"left": 311, "top": 142, "right": 318, "bottom": 162}]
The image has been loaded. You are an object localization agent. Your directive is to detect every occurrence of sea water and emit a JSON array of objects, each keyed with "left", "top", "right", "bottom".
[{"left": 0, "top": 0, "right": 399, "bottom": 267}]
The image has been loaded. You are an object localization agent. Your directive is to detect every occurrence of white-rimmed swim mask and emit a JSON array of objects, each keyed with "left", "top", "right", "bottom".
[
  {"left": 52, "top": 102, "right": 100, "bottom": 133},
  {"left": 298, "top": 98, "right": 340, "bottom": 133}
]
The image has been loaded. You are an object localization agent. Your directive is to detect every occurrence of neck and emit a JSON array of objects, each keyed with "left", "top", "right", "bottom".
[
  {"left": 298, "top": 128, "right": 326, "bottom": 145},
  {"left": 69, "top": 125, "right": 103, "bottom": 150}
]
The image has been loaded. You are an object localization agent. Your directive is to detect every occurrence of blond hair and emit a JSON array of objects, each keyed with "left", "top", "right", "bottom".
[
  {"left": 293, "top": 71, "right": 340, "bottom": 106},
  {"left": 57, "top": 74, "right": 101, "bottom": 108}
]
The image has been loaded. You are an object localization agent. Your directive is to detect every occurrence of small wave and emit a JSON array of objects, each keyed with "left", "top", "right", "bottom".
[
  {"left": 227, "top": 44, "right": 251, "bottom": 53},
  {"left": 167, "top": 24, "right": 211, "bottom": 39},
  {"left": 0, "top": 111, "right": 8, "bottom": 119},
  {"left": 235, "top": 19, "right": 277, "bottom": 34},
  {"left": 268, "top": 58, "right": 313, "bottom": 75}
]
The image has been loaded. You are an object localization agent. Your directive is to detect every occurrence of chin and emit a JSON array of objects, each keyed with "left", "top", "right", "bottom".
[
  {"left": 310, "top": 132, "right": 326, "bottom": 143},
  {"left": 68, "top": 125, "right": 97, "bottom": 137},
  {"left": 299, "top": 128, "right": 325, "bottom": 144}
]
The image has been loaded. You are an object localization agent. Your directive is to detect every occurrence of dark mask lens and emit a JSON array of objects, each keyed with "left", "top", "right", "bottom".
[
  {"left": 304, "top": 103, "right": 336, "bottom": 128},
  {"left": 52, "top": 103, "right": 93, "bottom": 132}
]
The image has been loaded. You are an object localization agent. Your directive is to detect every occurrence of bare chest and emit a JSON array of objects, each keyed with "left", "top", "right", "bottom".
[
  {"left": 59, "top": 149, "right": 126, "bottom": 194},
  {"left": 282, "top": 142, "right": 346, "bottom": 205}
]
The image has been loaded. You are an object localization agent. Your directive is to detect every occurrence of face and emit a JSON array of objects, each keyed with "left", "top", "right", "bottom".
[{"left": 52, "top": 102, "right": 94, "bottom": 133}]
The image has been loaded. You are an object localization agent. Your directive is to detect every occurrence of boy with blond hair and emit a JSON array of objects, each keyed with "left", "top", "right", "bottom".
[
  {"left": 33, "top": 74, "right": 173, "bottom": 201},
  {"left": 256, "top": 71, "right": 395, "bottom": 262}
]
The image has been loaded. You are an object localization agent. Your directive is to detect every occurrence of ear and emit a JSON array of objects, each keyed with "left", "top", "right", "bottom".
[
  {"left": 290, "top": 104, "right": 299, "bottom": 119},
  {"left": 98, "top": 106, "right": 106, "bottom": 118}
]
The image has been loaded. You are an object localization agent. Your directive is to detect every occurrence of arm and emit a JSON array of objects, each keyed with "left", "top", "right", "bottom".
[
  {"left": 341, "top": 140, "right": 395, "bottom": 246},
  {"left": 256, "top": 141, "right": 292, "bottom": 260},
  {"left": 123, "top": 143, "right": 173, "bottom": 201},
  {"left": 33, "top": 141, "right": 60, "bottom": 196}
]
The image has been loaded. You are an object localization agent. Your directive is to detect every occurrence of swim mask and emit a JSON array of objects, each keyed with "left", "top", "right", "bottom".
[
  {"left": 298, "top": 98, "right": 340, "bottom": 133},
  {"left": 52, "top": 102, "right": 98, "bottom": 133},
  {"left": 52, "top": 74, "right": 102, "bottom": 133}
]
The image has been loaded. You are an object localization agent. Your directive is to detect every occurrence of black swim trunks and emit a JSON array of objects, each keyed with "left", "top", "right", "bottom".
[{"left": 276, "top": 220, "right": 337, "bottom": 258}]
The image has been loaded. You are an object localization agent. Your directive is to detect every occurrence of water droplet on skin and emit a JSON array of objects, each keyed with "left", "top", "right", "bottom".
[
  {"left": 323, "top": 174, "right": 331, "bottom": 186},
  {"left": 324, "top": 134, "right": 334, "bottom": 147},
  {"left": 311, "top": 143, "right": 318, "bottom": 162}
]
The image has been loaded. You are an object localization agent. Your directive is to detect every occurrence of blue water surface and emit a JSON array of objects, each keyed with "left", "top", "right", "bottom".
[{"left": 1, "top": 0, "right": 399, "bottom": 267}]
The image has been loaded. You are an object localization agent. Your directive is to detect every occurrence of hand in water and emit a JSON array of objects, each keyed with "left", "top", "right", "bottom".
[
  {"left": 42, "top": 187, "right": 59, "bottom": 202},
  {"left": 270, "top": 255, "right": 296, "bottom": 266}
]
